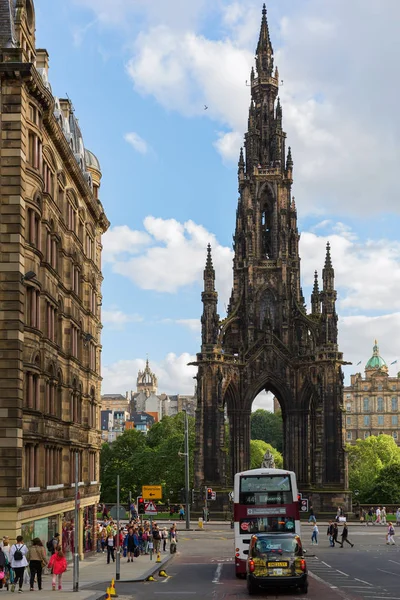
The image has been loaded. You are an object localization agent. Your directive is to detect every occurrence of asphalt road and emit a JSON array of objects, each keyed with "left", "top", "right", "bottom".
[{"left": 96, "top": 524, "right": 393, "bottom": 599}]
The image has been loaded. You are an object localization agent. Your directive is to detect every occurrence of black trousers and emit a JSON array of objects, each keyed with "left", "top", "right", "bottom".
[
  {"left": 107, "top": 546, "right": 115, "bottom": 563},
  {"left": 29, "top": 561, "right": 42, "bottom": 590},
  {"left": 13, "top": 567, "right": 24, "bottom": 589}
]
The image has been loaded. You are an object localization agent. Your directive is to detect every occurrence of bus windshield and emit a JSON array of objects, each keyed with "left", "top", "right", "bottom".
[{"left": 240, "top": 475, "right": 293, "bottom": 505}]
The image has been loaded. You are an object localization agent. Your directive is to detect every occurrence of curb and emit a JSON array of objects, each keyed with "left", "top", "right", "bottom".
[{"left": 113, "top": 554, "right": 175, "bottom": 583}]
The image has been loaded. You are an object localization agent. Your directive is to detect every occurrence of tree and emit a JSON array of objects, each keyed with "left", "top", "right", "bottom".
[
  {"left": 250, "top": 409, "right": 283, "bottom": 452},
  {"left": 250, "top": 440, "right": 283, "bottom": 469},
  {"left": 346, "top": 435, "right": 400, "bottom": 503},
  {"left": 100, "top": 413, "right": 195, "bottom": 504},
  {"left": 369, "top": 463, "right": 400, "bottom": 504}
]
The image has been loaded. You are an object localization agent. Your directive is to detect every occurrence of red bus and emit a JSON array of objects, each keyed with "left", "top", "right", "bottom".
[{"left": 233, "top": 468, "right": 301, "bottom": 576}]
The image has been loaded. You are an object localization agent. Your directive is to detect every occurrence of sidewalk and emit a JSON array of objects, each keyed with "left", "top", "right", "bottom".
[{"left": 21, "top": 549, "right": 173, "bottom": 599}]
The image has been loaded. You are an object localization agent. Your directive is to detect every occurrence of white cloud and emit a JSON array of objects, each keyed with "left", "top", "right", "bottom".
[
  {"left": 102, "top": 352, "right": 197, "bottom": 395},
  {"left": 124, "top": 131, "right": 149, "bottom": 154},
  {"left": 102, "top": 225, "right": 151, "bottom": 262},
  {"left": 102, "top": 308, "right": 143, "bottom": 329},
  {"left": 105, "top": 216, "right": 233, "bottom": 308}
]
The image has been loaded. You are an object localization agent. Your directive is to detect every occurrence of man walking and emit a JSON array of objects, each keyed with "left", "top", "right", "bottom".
[
  {"left": 327, "top": 521, "right": 335, "bottom": 547},
  {"left": 340, "top": 523, "right": 354, "bottom": 548},
  {"left": 311, "top": 522, "right": 318, "bottom": 545}
]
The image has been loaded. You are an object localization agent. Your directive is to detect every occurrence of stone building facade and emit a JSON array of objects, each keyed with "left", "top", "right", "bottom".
[
  {"left": 344, "top": 342, "right": 400, "bottom": 444},
  {"left": 0, "top": 0, "right": 109, "bottom": 555}
]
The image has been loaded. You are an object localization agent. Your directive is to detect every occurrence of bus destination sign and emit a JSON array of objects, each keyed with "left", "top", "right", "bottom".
[{"left": 247, "top": 507, "right": 287, "bottom": 516}]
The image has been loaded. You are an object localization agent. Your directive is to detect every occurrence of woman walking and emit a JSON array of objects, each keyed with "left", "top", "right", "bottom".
[
  {"left": 48, "top": 546, "right": 67, "bottom": 591},
  {"left": 340, "top": 523, "right": 354, "bottom": 548},
  {"left": 162, "top": 527, "right": 168, "bottom": 552},
  {"left": 106, "top": 533, "right": 115, "bottom": 564},
  {"left": 28, "top": 537, "right": 47, "bottom": 591},
  {"left": 311, "top": 522, "right": 318, "bottom": 545},
  {"left": 10, "top": 535, "right": 28, "bottom": 593},
  {"left": 125, "top": 527, "right": 135, "bottom": 562},
  {"left": 387, "top": 523, "right": 396, "bottom": 545}
]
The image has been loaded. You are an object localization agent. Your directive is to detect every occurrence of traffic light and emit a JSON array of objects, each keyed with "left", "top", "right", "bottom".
[
  {"left": 138, "top": 497, "right": 145, "bottom": 515},
  {"left": 191, "top": 489, "right": 199, "bottom": 503},
  {"left": 207, "top": 487, "right": 213, "bottom": 500},
  {"left": 297, "top": 493, "right": 302, "bottom": 510}
]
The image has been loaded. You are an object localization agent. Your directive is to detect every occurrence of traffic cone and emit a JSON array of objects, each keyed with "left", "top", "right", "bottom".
[
  {"left": 109, "top": 578, "right": 118, "bottom": 597},
  {"left": 105, "top": 589, "right": 111, "bottom": 600},
  {"left": 156, "top": 552, "right": 161, "bottom": 563},
  {"left": 159, "top": 570, "right": 168, "bottom": 577},
  {"left": 146, "top": 575, "right": 157, "bottom": 581}
]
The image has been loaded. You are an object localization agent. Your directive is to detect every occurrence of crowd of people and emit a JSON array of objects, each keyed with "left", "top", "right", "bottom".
[
  {"left": 0, "top": 533, "right": 67, "bottom": 593},
  {"left": 97, "top": 517, "right": 178, "bottom": 563}
]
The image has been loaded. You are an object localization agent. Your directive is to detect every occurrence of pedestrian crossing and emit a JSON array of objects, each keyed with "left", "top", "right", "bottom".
[{"left": 308, "top": 556, "right": 400, "bottom": 599}]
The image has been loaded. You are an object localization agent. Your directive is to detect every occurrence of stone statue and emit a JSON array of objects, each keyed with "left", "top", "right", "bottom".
[{"left": 261, "top": 450, "right": 275, "bottom": 469}]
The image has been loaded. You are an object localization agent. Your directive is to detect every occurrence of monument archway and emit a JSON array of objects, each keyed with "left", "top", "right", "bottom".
[{"left": 191, "top": 5, "right": 350, "bottom": 514}]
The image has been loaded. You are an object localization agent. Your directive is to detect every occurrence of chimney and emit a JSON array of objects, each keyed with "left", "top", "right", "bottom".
[{"left": 36, "top": 49, "right": 49, "bottom": 76}]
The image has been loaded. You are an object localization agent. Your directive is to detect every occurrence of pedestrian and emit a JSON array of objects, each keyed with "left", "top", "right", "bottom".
[
  {"left": 311, "top": 522, "right": 318, "bottom": 545},
  {"left": 0, "top": 547, "right": 6, "bottom": 591},
  {"left": 327, "top": 521, "right": 335, "bottom": 547},
  {"left": 333, "top": 522, "right": 340, "bottom": 547},
  {"left": 381, "top": 507, "right": 387, "bottom": 525},
  {"left": 125, "top": 527, "right": 136, "bottom": 563},
  {"left": 130, "top": 501, "right": 137, "bottom": 521},
  {"left": 376, "top": 506, "right": 381, "bottom": 524},
  {"left": 367, "top": 507, "right": 374, "bottom": 525},
  {"left": 179, "top": 505, "right": 185, "bottom": 521},
  {"left": 48, "top": 546, "right": 67, "bottom": 591},
  {"left": 1, "top": 537, "right": 10, "bottom": 563},
  {"left": 101, "top": 527, "right": 107, "bottom": 553},
  {"left": 308, "top": 506, "right": 316, "bottom": 524},
  {"left": 396, "top": 508, "right": 400, "bottom": 527},
  {"left": 162, "top": 527, "right": 168, "bottom": 552},
  {"left": 27, "top": 537, "right": 47, "bottom": 592},
  {"left": 169, "top": 525, "right": 178, "bottom": 554},
  {"left": 106, "top": 532, "right": 115, "bottom": 564},
  {"left": 152, "top": 525, "right": 161, "bottom": 555},
  {"left": 46, "top": 532, "right": 60, "bottom": 555},
  {"left": 10, "top": 535, "right": 28, "bottom": 593},
  {"left": 142, "top": 528, "right": 149, "bottom": 554},
  {"left": 387, "top": 523, "right": 396, "bottom": 545},
  {"left": 340, "top": 523, "right": 354, "bottom": 548}
]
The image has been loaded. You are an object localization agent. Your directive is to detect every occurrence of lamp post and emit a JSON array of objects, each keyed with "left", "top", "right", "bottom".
[
  {"left": 183, "top": 409, "right": 190, "bottom": 530},
  {"left": 116, "top": 475, "right": 121, "bottom": 580}
]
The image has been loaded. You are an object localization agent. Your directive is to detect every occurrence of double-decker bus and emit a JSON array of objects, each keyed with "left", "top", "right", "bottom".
[{"left": 233, "top": 468, "right": 300, "bottom": 576}]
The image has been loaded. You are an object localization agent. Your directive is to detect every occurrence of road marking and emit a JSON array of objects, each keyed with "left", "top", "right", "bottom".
[
  {"left": 354, "top": 577, "right": 373, "bottom": 585},
  {"left": 212, "top": 563, "right": 223, "bottom": 584},
  {"left": 377, "top": 568, "right": 400, "bottom": 578},
  {"left": 154, "top": 593, "right": 196, "bottom": 595},
  {"left": 389, "top": 559, "right": 400, "bottom": 565},
  {"left": 336, "top": 570, "right": 349, "bottom": 576},
  {"left": 321, "top": 561, "right": 331, "bottom": 567}
]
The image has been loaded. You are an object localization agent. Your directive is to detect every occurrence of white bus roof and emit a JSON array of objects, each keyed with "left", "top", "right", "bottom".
[{"left": 235, "top": 468, "right": 295, "bottom": 476}]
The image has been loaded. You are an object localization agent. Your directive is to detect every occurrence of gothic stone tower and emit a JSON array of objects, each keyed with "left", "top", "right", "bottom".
[{"left": 192, "top": 4, "right": 350, "bottom": 512}]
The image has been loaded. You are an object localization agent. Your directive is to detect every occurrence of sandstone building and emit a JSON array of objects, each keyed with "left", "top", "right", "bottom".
[
  {"left": 344, "top": 342, "right": 400, "bottom": 444},
  {"left": 0, "top": 0, "right": 109, "bottom": 556}
]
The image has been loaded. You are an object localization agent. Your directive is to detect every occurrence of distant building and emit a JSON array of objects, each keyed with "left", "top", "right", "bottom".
[
  {"left": 101, "top": 393, "right": 130, "bottom": 412},
  {"left": 344, "top": 341, "right": 400, "bottom": 444},
  {"left": 126, "top": 412, "right": 155, "bottom": 433},
  {"left": 100, "top": 409, "right": 129, "bottom": 442}
]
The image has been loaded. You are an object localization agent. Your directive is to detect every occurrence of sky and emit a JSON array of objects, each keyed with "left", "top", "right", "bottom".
[{"left": 34, "top": 0, "right": 400, "bottom": 411}]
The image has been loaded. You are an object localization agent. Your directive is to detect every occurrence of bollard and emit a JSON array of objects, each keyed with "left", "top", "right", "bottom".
[
  {"left": 198, "top": 517, "right": 203, "bottom": 529},
  {"left": 156, "top": 552, "right": 161, "bottom": 563}
]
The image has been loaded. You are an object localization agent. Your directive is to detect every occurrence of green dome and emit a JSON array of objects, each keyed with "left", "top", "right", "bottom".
[{"left": 365, "top": 341, "right": 388, "bottom": 372}]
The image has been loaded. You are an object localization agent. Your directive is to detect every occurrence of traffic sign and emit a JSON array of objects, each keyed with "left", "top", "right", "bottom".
[
  {"left": 241, "top": 522, "right": 250, "bottom": 531},
  {"left": 145, "top": 501, "right": 158, "bottom": 515},
  {"left": 142, "top": 485, "right": 162, "bottom": 500},
  {"left": 300, "top": 499, "right": 308, "bottom": 512}
]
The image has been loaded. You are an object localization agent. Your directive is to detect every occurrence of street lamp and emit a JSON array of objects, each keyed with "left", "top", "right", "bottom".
[
  {"left": 182, "top": 409, "right": 190, "bottom": 530},
  {"left": 21, "top": 271, "right": 36, "bottom": 283}
]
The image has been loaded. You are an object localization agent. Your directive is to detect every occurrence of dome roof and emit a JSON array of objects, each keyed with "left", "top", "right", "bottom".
[
  {"left": 84, "top": 149, "right": 101, "bottom": 172},
  {"left": 365, "top": 340, "right": 388, "bottom": 372}
]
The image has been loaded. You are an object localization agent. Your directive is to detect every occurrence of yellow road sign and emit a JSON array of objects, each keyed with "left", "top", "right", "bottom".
[{"left": 142, "top": 485, "right": 162, "bottom": 500}]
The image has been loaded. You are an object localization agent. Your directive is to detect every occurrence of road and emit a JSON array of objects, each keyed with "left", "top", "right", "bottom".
[{"left": 89, "top": 523, "right": 400, "bottom": 599}]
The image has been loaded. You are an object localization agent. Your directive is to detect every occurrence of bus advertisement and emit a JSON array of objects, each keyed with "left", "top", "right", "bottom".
[{"left": 233, "top": 468, "right": 301, "bottom": 576}]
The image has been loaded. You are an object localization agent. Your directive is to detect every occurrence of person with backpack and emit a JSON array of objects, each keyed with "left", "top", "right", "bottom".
[
  {"left": 48, "top": 546, "right": 67, "bottom": 591},
  {"left": 10, "top": 535, "right": 28, "bottom": 593},
  {"left": 47, "top": 533, "right": 60, "bottom": 555},
  {"left": 387, "top": 523, "right": 396, "bottom": 545},
  {"left": 152, "top": 525, "right": 161, "bottom": 555}
]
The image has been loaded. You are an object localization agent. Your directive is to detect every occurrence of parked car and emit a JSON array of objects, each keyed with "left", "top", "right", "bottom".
[{"left": 246, "top": 532, "right": 308, "bottom": 595}]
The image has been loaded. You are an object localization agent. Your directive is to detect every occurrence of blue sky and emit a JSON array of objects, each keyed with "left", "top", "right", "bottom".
[{"left": 35, "top": 0, "right": 400, "bottom": 406}]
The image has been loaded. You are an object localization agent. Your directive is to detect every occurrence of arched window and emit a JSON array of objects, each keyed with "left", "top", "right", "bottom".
[
  {"left": 25, "top": 355, "right": 41, "bottom": 410},
  {"left": 57, "top": 370, "right": 63, "bottom": 419},
  {"left": 26, "top": 195, "right": 42, "bottom": 250},
  {"left": 259, "top": 290, "right": 276, "bottom": 330},
  {"left": 260, "top": 193, "right": 275, "bottom": 259}
]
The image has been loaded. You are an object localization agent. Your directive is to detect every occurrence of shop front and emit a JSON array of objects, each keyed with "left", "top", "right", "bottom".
[{"left": 21, "top": 515, "right": 59, "bottom": 547}]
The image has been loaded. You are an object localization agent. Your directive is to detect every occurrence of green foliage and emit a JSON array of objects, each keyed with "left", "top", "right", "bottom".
[
  {"left": 347, "top": 434, "right": 400, "bottom": 503},
  {"left": 250, "top": 409, "right": 283, "bottom": 452},
  {"left": 250, "top": 439, "right": 283, "bottom": 470},
  {"left": 100, "top": 413, "right": 195, "bottom": 504},
  {"left": 369, "top": 463, "right": 400, "bottom": 504}
]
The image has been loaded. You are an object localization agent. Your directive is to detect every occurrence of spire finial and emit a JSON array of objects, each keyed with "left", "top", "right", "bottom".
[
  {"left": 286, "top": 146, "right": 293, "bottom": 169},
  {"left": 313, "top": 270, "right": 319, "bottom": 292},
  {"left": 256, "top": 2, "right": 274, "bottom": 74},
  {"left": 206, "top": 243, "right": 213, "bottom": 270},
  {"left": 324, "top": 241, "right": 332, "bottom": 268}
]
